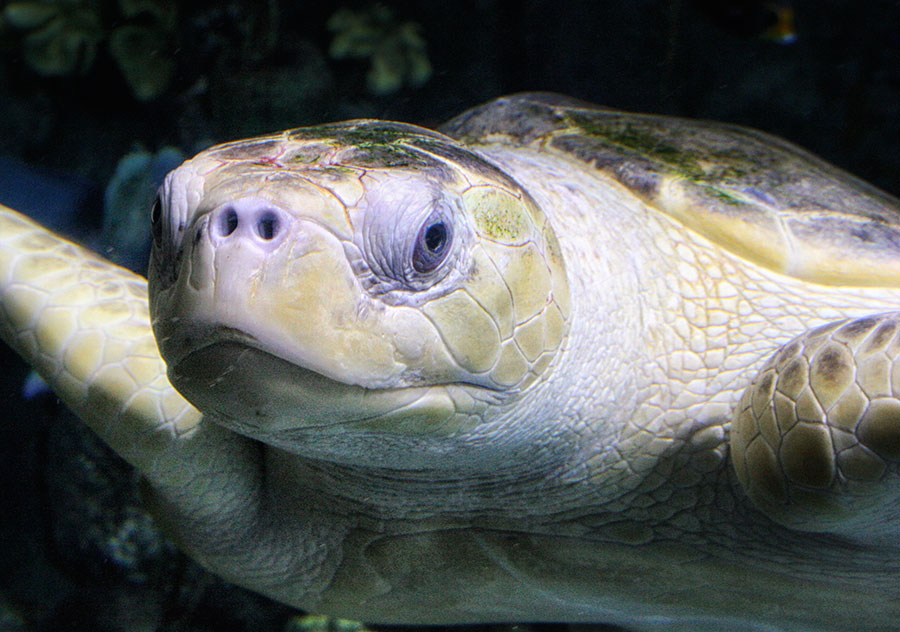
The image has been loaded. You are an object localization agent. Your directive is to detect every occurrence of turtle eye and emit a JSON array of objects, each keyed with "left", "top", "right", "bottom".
[
  {"left": 150, "top": 193, "right": 163, "bottom": 246},
  {"left": 412, "top": 212, "right": 452, "bottom": 274}
]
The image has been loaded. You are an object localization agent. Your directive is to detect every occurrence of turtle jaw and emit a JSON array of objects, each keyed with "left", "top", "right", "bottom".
[
  {"left": 166, "top": 334, "right": 512, "bottom": 469},
  {"left": 167, "top": 337, "right": 457, "bottom": 432}
]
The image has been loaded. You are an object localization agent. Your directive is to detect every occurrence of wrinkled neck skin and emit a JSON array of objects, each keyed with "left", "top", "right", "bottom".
[
  {"left": 474, "top": 143, "right": 900, "bottom": 516},
  {"left": 482, "top": 144, "right": 900, "bottom": 490},
  {"left": 472, "top": 146, "right": 677, "bottom": 492}
]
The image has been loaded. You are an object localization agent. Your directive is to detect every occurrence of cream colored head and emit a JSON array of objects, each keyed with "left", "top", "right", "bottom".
[{"left": 148, "top": 121, "right": 570, "bottom": 457}]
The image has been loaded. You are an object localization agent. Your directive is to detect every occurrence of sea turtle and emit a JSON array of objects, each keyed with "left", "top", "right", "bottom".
[{"left": 2, "top": 93, "right": 900, "bottom": 631}]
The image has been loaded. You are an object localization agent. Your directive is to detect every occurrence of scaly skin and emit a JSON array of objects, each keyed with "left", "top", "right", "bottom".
[
  {"left": 0, "top": 205, "right": 199, "bottom": 463},
  {"left": 733, "top": 313, "right": 900, "bottom": 539},
  {"left": 0, "top": 205, "right": 342, "bottom": 605},
  {"left": 6, "top": 94, "right": 900, "bottom": 630}
]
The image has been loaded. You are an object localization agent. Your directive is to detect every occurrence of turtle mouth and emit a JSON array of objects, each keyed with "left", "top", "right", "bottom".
[
  {"left": 160, "top": 318, "right": 385, "bottom": 391},
  {"left": 166, "top": 329, "right": 464, "bottom": 437}
]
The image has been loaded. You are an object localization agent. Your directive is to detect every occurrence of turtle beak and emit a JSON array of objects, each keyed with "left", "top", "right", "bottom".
[{"left": 151, "top": 192, "right": 414, "bottom": 392}]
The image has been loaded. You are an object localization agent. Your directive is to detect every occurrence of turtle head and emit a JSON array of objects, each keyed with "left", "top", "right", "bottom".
[{"left": 148, "top": 121, "right": 569, "bottom": 460}]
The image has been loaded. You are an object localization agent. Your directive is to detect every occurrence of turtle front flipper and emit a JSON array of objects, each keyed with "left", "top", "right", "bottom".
[
  {"left": 0, "top": 203, "right": 203, "bottom": 463},
  {"left": 0, "top": 203, "right": 262, "bottom": 510},
  {"left": 0, "top": 203, "right": 269, "bottom": 529},
  {"left": 0, "top": 203, "right": 349, "bottom": 604},
  {"left": 732, "top": 314, "right": 900, "bottom": 541}
]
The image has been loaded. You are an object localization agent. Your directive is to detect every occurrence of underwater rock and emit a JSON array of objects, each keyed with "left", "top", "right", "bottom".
[
  {"left": 108, "top": 0, "right": 177, "bottom": 101},
  {"left": 286, "top": 614, "right": 373, "bottom": 632},
  {"left": 103, "top": 146, "right": 183, "bottom": 271},
  {"left": 45, "top": 410, "right": 174, "bottom": 584},
  {"left": 108, "top": 24, "right": 174, "bottom": 102}
]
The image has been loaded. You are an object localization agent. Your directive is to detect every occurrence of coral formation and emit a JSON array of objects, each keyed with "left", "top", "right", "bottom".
[
  {"left": 328, "top": 4, "right": 431, "bottom": 95},
  {"left": 103, "top": 146, "right": 184, "bottom": 270},
  {"left": 3, "top": 0, "right": 103, "bottom": 76},
  {"left": 2, "top": 0, "right": 177, "bottom": 100}
]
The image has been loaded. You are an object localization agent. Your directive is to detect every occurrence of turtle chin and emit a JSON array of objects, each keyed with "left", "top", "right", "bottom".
[{"left": 168, "top": 339, "right": 466, "bottom": 454}]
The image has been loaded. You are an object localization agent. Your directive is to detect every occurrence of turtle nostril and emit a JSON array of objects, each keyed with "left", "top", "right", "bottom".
[
  {"left": 218, "top": 208, "right": 238, "bottom": 237},
  {"left": 256, "top": 211, "right": 280, "bottom": 240},
  {"left": 208, "top": 202, "right": 286, "bottom": 246}
]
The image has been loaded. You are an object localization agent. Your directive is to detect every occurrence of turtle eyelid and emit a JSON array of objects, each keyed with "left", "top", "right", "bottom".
[{"left": 151, "top": 192, "right": 164, "bottom": 247}]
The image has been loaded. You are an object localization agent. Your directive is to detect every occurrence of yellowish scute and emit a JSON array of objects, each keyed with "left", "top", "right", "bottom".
[
  {"left": 86, "top": 364, "right": 139, "bottom": 423},
  {"left": 531, "top": 351, "right": 554, "bottom": 379},
  {"left": 464, "top": 186, "right": 532, "bottom": 245},
  {"left": 827, "top": 382, "right": 867, "bottom": 433},
  {"left": 421, "top": 289, "right": 500, "bottom": 373},
  {"left": 78, "top": 300, "right": 134, "bottom": 328},
  {"left": 102, "top": 339, "right": 133, "bottom": 367},
  {"left": 857, "top": 399, "right": 900, "bottom": 459},
  {"left": 543, "top": 226, "right": 571, "bottom": 319},
  {"left": 12, "top": 249, "right": 71, "bottom": 283},
  {"left": 491, "top": 340, "right": 528, "bottom": 387},
  {"left": 756, "top": 397, "right": 781, "bottom": 449},
  {"left": 482, "top": 240, "right": 551, "bottom": 325},
  {"left": 272, "top": 177, "right": 354, "bottom": 237},
  {"left": 349, "top": 389, "right": 462, "bottom": 436},
  {"left": 743, "top": 435, "right": 786, "bottom": 503},
  {"left": 465, "top": 246, "right": 514, "bottom": 339},
  {"left": 514, "top": 315, "right": 545, "bottom": 363},
  {"left": 160, "top": 386, "right": 195, "bottom": 421},
  {"left": 857, "top": 354, "right": 892, "bottom": 399},
  {"left": 34, "top": 306, "right": 77, "bottom": 358},
  {"left": 543, "top": 301, "right": 566, "bottom": 352},
  {"left": 808, "top": 342, "right": 855, "bottom": 410},
  {"left": 768, "top": 389, "right": 792, "bottom": 432},
  {"left": 123, "top": 355, "right": 165, "bottom": 386},
  {"left": 837, "top": 445, "right": 885, "bottom": 482},
  {"left": 776, "top": 356, "right": 808, "bottom": 400},
  {"left": 794, "top": 386, "right": 824, "bottom": 424},
  {"left": 126, "top": 391, "right": 166, "bottom": 429},
  {"left": 780, "top": 421, "right": 833, "bottom": 488},
  {"left": 2, "top": 284, "right": 46, "bottom": 330},
  {"left": 63, "top": 331, "right": 105, "bottom": 378}
]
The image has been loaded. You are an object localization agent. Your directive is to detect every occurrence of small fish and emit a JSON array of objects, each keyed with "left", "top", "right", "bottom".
[
  {"left": 691, "top": 0, "right": 797, "bottom": 44},
  {"left": 759, "top": 2, "right": 797, "bottom": 44}
]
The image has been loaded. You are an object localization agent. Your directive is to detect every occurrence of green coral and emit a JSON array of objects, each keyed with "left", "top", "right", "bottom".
[
  {"left": 3, "top": 0, "right": 103, "bottom": 76},
  {"left": 108, "top": 0, "right": 177, "bottom": 101},
  {"left": 328, "top": 4, "right": 431, "bottom": 95},
  {"left": 2, "top": 0, "right": 176, "bottom": 101}
]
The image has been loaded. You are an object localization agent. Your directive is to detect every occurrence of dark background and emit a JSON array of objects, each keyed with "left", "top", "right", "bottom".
[{"left": 1, "top": 1, "right": 899, "bottom": 630}]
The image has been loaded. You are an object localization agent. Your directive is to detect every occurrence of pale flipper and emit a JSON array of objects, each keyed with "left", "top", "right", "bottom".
[
  {"left": 732, "top": 314, "right": 900, "bottom": 541},
  {"left": 0, "top": 204, "right": 340, "bottom": 598}
]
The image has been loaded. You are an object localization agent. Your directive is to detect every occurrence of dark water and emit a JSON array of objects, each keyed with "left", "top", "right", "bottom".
[{"left": 1, "top": 1, "right": 899, "bottom": 630}]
